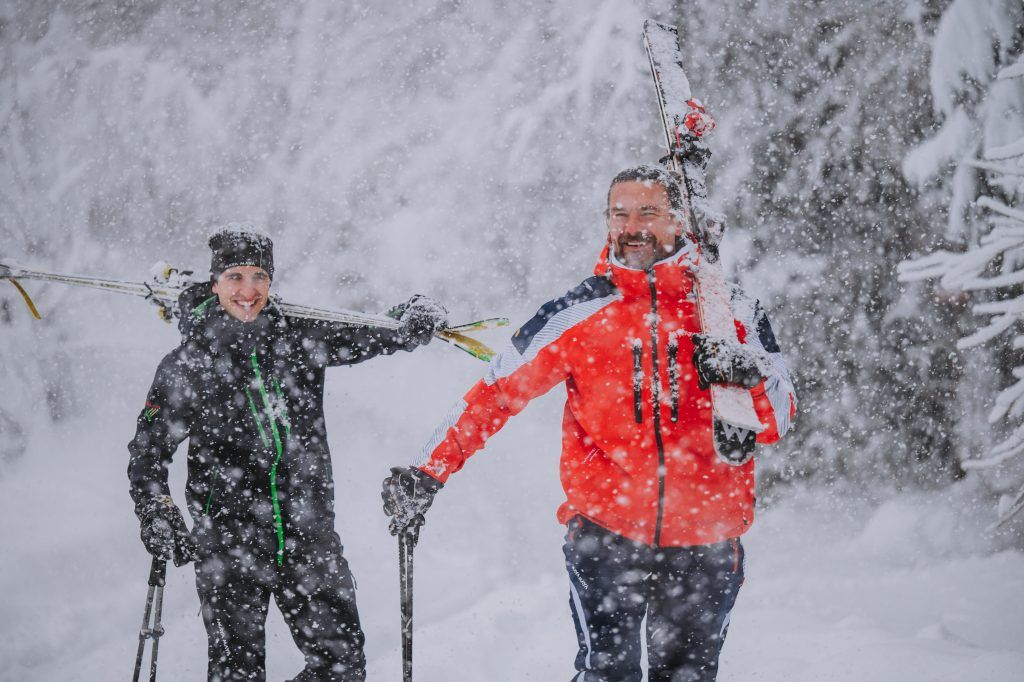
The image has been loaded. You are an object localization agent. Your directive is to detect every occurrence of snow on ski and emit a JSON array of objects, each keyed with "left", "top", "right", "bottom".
[{"left": 643, "top": 19, "right": 764, "bottom": 436}]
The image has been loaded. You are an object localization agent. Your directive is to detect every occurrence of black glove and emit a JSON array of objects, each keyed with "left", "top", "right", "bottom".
[
  {"left": 389, "top": 295, "right": 449, "bottom": 348},
  {"left": 713, "top": 419, "right": 757, "bottom": 466},
  {"left": 381, "top": 466, "right": 444, "bottom": 536},
  {"left": 139, "top": 496, "right": 198, "bottom": 567},
  {"left": 692, "top": 333, "right": 768, "bottom": 391}
]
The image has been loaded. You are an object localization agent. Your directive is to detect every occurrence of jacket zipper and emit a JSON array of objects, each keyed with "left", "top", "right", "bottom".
[
  {"left": 632, "top": 339, "right": 644, "bottom": 424},
  {"left": 668, "top": 334, "right": 679, "bottom": 423},
  {"left": 250, "top": 350, "right": 287, "bottom": 567},
  {"left": 647, "top": 269, "right": 667, "bottom": 547}
]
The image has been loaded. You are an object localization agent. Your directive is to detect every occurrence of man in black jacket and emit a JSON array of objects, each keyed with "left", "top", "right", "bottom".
[{"left": 128, "top": 225, "right": 446, "bottom": 682}]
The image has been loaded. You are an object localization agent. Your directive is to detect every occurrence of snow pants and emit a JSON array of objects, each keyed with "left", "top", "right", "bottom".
[
  {"left": 563, "top": 516, "right": 744, "bottom": 682},
  {"left": 195, "top": 545, "right": 366, "bottom": 682}
]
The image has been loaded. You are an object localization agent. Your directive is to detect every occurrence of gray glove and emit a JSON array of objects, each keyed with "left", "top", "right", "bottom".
[
  {"left": 692, "top": 333, "right": 769, "bottom": 390},
  {"left": 139, "top": 496, "right": 198, "bottom": 566},
  {"left": 381, "top": 466, "right": 444, "bottom": 536},
  {"left": 390, "top": 295, "right": 449, "bottom": 348}
]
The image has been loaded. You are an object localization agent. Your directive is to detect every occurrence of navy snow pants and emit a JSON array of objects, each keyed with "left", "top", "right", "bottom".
[
  {"left": 563, "top": 516, "right": 744, "bottom": 682},
  {"left": 195, "top": 545, "right": 366, "bottom": 682}
]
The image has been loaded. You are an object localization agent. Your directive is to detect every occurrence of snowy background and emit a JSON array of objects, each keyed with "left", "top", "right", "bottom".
[{"left": 2, "top": 1, "right": 1023, "bottom": 680}]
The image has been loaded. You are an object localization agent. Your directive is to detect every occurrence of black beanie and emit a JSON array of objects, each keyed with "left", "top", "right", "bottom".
[{"left": 208, "top": 224, "right": 274, "bottom": 280}]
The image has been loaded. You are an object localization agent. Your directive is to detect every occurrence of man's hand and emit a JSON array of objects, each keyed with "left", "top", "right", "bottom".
[
  {"left": 381, "top": 466, "right": 443, "bottom": 536},
  {"left": 692, "top": 333, "right": 770, "bottom": 391},
  {"left": 139, "top": 496, "right": 198, "bottom": 567},
  {"left": 390, "top": 295, "right": 449, "bottom": 348}
]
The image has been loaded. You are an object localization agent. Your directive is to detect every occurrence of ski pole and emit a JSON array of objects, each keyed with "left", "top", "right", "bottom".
[
  {"left": 133, "top": 558, "right": 167, "bottom": 682},
  {"left": 398, "top": 524, "right": 420, "bottom": 682}
]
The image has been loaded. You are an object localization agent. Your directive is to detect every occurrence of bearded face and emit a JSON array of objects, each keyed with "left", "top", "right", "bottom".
[{"left": 607, "top": 181, "right": 684, "bottom": 269}]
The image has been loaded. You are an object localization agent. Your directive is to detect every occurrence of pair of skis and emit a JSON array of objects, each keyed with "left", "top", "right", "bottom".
[
  {"left": 0, "top": 261, "right": 506, "bottom": 362},
  {"left": 643, "top": 20, "right": 766, "bottom": 458}
]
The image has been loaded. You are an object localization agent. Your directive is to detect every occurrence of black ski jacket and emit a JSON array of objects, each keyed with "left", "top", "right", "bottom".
[{"left": 128, "top": 282, "right": 411, "bottom": 565}]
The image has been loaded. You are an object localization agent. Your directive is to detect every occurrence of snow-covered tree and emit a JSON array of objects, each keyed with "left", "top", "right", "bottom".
[
  {"left": 899, "top": 0, "right": 1024, "bottom": 525},
  {"left": 678, "top": 0, "right": 963, "bottom": 488}
]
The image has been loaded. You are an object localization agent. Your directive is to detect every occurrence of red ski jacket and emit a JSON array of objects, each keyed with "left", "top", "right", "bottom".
[{"left": 417, "top": 243, "right": 796, "bottom": 547}]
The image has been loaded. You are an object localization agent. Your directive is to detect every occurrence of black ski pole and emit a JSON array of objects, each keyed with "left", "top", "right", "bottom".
[
  {"left": 133, "top": 557, "right": 167, "bottom": 682},
  {"left": 399, "top": 524, "right": 419, "bottom": 682}
]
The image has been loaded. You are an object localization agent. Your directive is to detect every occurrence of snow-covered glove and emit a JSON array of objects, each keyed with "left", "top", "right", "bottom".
[
  {"left": 139, "top": 496, "right": 198, "bottom": 567},
  {"left": 692, "top": 333, "right": 770, "bottom": 391},
  {"left": 381, "top": 466, "right": 444, "bottom": 536},
  {"left": 389, "top": 295, "right": 449, "bottom": 348}
]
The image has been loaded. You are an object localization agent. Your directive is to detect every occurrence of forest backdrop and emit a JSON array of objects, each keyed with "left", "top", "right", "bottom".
[{"left": 2, "top": 0, "right": 1023, "bottom": 531}]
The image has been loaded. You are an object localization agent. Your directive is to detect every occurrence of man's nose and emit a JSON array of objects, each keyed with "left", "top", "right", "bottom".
[{"left": 623, "top": 216, "right": 649, "bottom": 234}]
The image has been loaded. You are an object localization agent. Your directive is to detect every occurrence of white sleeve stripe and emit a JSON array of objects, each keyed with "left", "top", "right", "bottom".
[
  {"left": 415, "top": 398, "right": 469, "bottom": 468},
  {"left": 765, "top": 351, "right": 795, "bottom": 437},
  {"left": 730, "top": 288, "right": 795, "bottom": 437},
  {"left": 485, "top": 294, "right": 620, "bottom": 384}
]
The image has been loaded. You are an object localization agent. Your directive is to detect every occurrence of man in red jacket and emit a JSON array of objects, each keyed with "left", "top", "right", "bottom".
[{"left": 382, "top": 165, "right": 796, "bottom": 682}]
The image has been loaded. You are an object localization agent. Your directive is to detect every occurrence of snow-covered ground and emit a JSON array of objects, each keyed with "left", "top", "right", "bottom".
[{"left": 1, "top": 342, "right": 1022, "bottom": 681}]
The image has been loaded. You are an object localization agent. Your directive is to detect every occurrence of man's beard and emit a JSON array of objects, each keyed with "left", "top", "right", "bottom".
[{"left": 614, "top": 234, "right": 682, "bottom": 269}]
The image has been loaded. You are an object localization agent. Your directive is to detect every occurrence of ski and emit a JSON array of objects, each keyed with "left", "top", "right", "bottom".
[
  {"left": 643, "top": 20, "right": 764, "bottom": 440},
  {"left": 0, "top": 261, "right": 505, "bottom": 362}
]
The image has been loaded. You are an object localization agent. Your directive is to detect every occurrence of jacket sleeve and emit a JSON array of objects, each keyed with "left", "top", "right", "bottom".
[
  {"left": 297, "top": 319, "right": 414, "bottom": 367},
  {"left": 127, "top": 351, "right": 195, "bottom": 520},
  {"left": 414, "top": 329, "right": 574, "bottom": 483},
  {"left": 740, "top": 300, "right": 797, "bottom": 444}
]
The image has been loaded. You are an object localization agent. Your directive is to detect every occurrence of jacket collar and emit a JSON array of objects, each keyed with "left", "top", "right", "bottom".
[
  {"left": 593, "top": 240, "right": 700, "bottom": 303},
  {"left": 177, "top": 281, "right": 286, "bottom": 353}
]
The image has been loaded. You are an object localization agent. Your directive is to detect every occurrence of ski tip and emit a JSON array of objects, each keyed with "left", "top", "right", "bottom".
[
  {"left": 0, "top": 262, "right": 11, "bottom": 279},
  {"left": 437, "top": 329, "right": 498, "bottom": 362},
  {"left": 643, "top": 18, "right": 677, "bottom": 35}
]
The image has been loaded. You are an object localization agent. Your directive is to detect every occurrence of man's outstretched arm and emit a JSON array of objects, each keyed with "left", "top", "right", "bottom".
[{"left": 127, "top": 351, "right": 198, "bottom": 566}]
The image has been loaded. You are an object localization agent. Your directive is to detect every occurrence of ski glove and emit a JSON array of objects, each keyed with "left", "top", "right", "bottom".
[
  {"left": 692, "top": 333, "right": 770, "bottom": 391},
  {"left": 390, "top": 295, "right": 449, "bottom": 348},
  {"left": 381, "top": 466, "right": 444, "bottom": 536},
  {"left": 139, "top": 496, "right": 198, "bottom": 567}
]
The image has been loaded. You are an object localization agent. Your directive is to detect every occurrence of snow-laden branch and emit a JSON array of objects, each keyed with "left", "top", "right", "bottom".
[
  {"left": 979, "top": 196, "right": 1024, "bottom": 223},
  {"left": 998, "top": 58, "right": 1024, "bottom": 80},
  {"left": 989, "top": 366, "right": 1024, "bottom": 423},
  {"left": 966, "top": 159, "right": 1024, "bottom": 177}
]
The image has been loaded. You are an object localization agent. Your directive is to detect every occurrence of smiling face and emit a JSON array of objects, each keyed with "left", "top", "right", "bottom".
[
  {"left": 607, "top": 180, "right": 685, "bottom": 270},
  {"left": 211, "top": 265, "right": 271, "bottom": 323}
]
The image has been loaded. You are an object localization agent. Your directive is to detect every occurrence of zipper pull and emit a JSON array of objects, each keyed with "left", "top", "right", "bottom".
[
  {"left": 632, "top": 339, "right": 643, "bottom": 424},
  {"left": 668, "top": 333, "right": 679, "bottom": 423}
]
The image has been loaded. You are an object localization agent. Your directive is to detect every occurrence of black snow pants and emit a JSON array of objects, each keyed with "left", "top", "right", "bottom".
[
  {"left": 195, "top": 545, "right": 366, "bottom": 682},
  {"left": 563, "top": 516, "right": 744, "bottom": 682}
]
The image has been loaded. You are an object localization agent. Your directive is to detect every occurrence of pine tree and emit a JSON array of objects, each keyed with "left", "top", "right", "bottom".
[
  {"left": 678, "top": 0, "right": 963, "bottom": 487},
  {"left": 899, "top": 0, "right": 1024, "bottom": 525}
]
